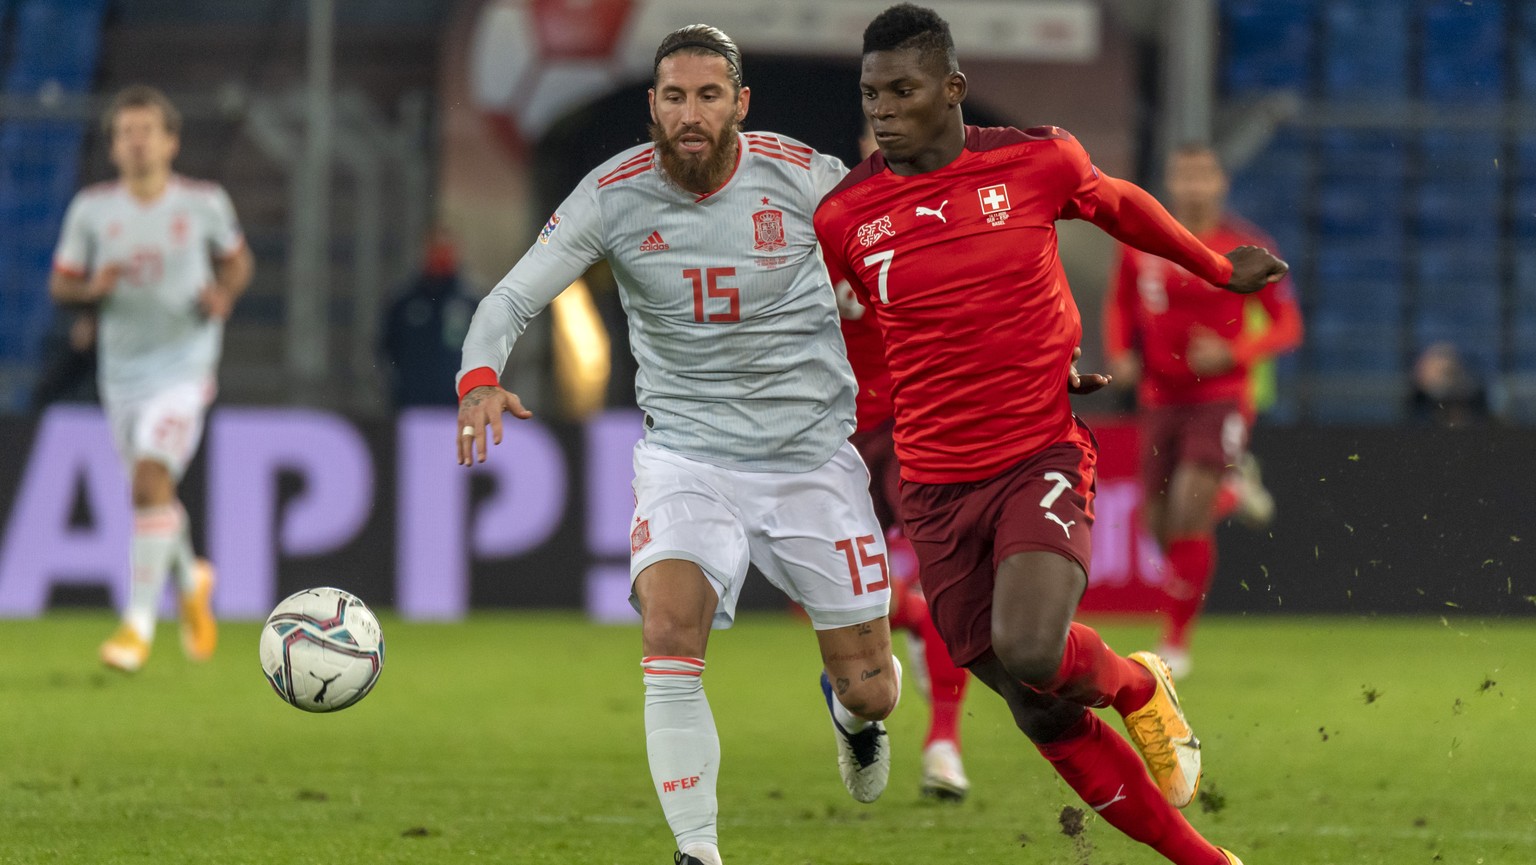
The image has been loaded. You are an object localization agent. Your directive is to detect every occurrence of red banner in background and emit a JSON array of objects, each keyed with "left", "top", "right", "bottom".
[{"left": 1079, "top": 418, "right": 1170, "bottom": 615}]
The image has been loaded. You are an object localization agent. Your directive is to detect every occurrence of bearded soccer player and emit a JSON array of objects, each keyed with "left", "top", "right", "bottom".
[
  {"left": 1105, "top": 144, "right": 1303, "bottom": 679},
  {"left": 815, "top": 6, "right": 1287, "bottom": 865},
  {"left": 456, "top": 26, "right": 901, "bottom": 865},
  {"left": 51, "top": 85, "right": 252, "bottom": 673}
]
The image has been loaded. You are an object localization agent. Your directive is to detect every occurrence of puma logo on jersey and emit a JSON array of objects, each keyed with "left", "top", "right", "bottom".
[
  {"left": 915, "top": 200, "right": 948, "bottom": 223},
  {"left": 1045, "top": 512, "right": 1076, "bottom": 538},
  {"left": 639, "top": 231, "right": 669, "bottom": 252}
]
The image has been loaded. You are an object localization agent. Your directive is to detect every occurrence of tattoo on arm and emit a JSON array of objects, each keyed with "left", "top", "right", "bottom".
[
  {"left": 859, "top": 666, "right": 884, "bottom": 682},
  {"left": 836, "top": 677, "right": 850, "bottom": 696}
]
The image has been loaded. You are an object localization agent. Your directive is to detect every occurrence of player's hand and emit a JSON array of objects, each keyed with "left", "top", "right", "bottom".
[
  {"left": 1224, "top": 245, "right": 1288, "bottom": 294},
  {"left": 86, "top": 264, "right": 123, "bottom": 301},
  {"left": 1186, "top": 325, "right": 1236, "bottom": 375},
  {"left": 456, "top": 385, "right": 534, "bottom": 466},
  {"left": 833, "top": 280, "right": 866, "bottom": 320},
  {"left": 198, "top": 283, "right": 238, "bottom": 321},
  {"left": 1068, "top": 346, "right": 1112, "bottom": 395}
]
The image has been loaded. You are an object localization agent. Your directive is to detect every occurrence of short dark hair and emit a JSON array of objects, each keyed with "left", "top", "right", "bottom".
[
  {"left": 862, "top": 3, "right": 957, "bottom": 74},
  {"left": 103, "top": 85, "right": 181, "bottom": 138},
  {"left": 653, "top": 24, "right": 743, "bottom": 91}
]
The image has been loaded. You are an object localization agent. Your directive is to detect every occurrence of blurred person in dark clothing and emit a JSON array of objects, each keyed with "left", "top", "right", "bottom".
[
  {"left": 381, "top": 230, "right": 479, "bottom": 407},
  {"left": 1409, "top": 341, "right": 1489, "bottom": 427}
]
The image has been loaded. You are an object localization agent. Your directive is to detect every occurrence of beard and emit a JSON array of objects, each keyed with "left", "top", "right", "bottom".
[{"left": 650, "top": 117, "right": 740, "bottom": 195}]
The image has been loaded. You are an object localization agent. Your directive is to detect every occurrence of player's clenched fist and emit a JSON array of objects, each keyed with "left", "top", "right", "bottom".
[
  {"left": 456, "top": 384, "right": 533, "bottom": 466},
  {"left": 1223, "top": 245, "right": 1288, "bottom": 295}
]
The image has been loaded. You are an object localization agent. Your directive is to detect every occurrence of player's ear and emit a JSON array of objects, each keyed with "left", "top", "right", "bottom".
[
  {"left": 736, "top": 85, "right": 750, "bottom": 122},
  {"left": 647, "top": 88, "right": 658, "bottom": 123},
  {"left": 946, "top": 71, "right": 967, "bottom": 108}
]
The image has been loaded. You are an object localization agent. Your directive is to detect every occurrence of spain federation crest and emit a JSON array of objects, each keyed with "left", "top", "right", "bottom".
[{"left": 752, "top": 209, "right": 786, "bottom": 252}]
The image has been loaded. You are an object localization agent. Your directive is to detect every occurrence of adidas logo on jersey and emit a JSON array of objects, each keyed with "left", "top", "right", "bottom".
[{"left": 639, "top": 231, "right": 670, "bottom": 252}]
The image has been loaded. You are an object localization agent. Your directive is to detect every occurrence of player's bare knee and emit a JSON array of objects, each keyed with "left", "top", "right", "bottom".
[
  {"left": 130, "top": 461, "right": 174, "bottom": 508},
  {"left": 834, "top": 670, "right": 898, "bottom": 721},
  {"left": 639, "top": 608, "right": 709, "bottom": 659},
  {"left": 992, "top": 629, "right": 1064, "bottom": 689}
]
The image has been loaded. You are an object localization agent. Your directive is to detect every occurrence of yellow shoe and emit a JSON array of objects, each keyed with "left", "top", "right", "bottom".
[
  {"left": 180, "top": 558, "right": 218, "bottom": 661},
  {"left": 100, "top": 625, "right": 150, "bottom": 673},
  {"left": 1218, "top": 848, "right": 1244, "bottom": 865},
  {"left": 1122, "top": 651, "right": 1202, "bottom": 808}
]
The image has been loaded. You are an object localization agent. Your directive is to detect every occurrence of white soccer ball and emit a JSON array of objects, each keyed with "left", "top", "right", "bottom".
[{"left": 259, "top": 587, "right": 384, "bottom": 713}]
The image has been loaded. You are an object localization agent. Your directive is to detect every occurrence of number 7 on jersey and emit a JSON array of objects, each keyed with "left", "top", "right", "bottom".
[{"left": 862, "top": 250, "right": 894, "bottom": 303}]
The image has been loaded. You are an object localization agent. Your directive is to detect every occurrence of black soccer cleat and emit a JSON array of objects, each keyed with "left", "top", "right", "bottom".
[{"left": 674, "top": 853, "right": 706, "bottom": 865}]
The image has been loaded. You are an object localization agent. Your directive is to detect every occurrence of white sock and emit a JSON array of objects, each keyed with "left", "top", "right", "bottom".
[
  {"left": 169, "top": 502, "right": 198, "bottom": 594},
  {"left": 124, "top": 505, "right": 182, "bottom": 641},
  {"left": 643, "top": 656, "right": 719, "bottom": 857},
  {"left": 830, "top": 655, "right": 903, "bottom": 733}
]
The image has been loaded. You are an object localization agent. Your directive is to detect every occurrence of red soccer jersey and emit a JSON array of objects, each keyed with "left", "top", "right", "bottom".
[
  {"left": 1105, "top": 216, "right": 1302, "bottom": 408},
  {"left": 815, "top": 125, "right": 1232, "bottom": 484},
  {"left": 839, "top": 305, "right": 895, "bottom": 432}
]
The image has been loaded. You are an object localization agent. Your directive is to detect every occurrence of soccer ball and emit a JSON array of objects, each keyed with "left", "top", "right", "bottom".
[{"left": 259, "top": 587, "right": 385, "bottom": 713}]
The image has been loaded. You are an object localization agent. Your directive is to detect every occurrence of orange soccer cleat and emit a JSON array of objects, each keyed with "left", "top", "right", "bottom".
[{"left": 179, "top": 558, "right": 218, "bottom": 661}]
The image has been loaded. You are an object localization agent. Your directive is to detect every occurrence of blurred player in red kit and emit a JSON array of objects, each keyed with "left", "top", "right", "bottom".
[
  {"left": 1105, "top": 144, "right": 1303, "bottom": 679},
  {"left": 815, "top": 6, "right": 1287, "bottom": 864}
]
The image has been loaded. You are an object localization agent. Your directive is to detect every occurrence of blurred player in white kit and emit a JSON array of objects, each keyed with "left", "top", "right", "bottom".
[
  {"left": 455, "top": 25, "right": 900, "bottom": 865},
  {"left": 49, "top": 85, "right": 253, "bottom": 673}
]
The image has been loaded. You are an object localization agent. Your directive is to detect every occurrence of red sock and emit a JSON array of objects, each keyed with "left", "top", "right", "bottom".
[
  {"left": 917, "top": 605, "right": 967, "bottom": 747},
  {"left": 1038, "top": 712, "right": 1227, "bottom": 865},
  {"left": 1162, "top": 536, "right": 1216, "bottom": 649},
  {"left": 1044, "top": 623, "right": 1155, "bottom": 715}
]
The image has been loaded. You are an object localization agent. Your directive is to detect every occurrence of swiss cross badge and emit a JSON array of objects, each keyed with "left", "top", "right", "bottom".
[
  {"left": 752, "top": 209, "right": 786, "bottom": 252},
  {"left": 630, "top": 518, "right": 652, "bottom": 554},
  {"left": 977, "top": 183, "right": 1011, "bottom": 226}
]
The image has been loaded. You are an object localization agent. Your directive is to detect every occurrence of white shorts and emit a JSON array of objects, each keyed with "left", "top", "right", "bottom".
[
  {"left": 103, "top": 377, "right": 215, "bottom": 481},
  {"left": 628, "top": 439, "right": 891, "bottom": 630}
]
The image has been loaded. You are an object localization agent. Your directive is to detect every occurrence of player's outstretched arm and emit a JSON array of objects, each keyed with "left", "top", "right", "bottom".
[
  {"left": 1224, "top": 245, "right": 1289, "bottom": 295},
  {"left": 456, "top": 384, "right": 533, "bottom": 466}
]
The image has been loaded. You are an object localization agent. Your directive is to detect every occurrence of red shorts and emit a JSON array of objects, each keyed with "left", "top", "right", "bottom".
[
  {"left": 1139, "top": 401, "right": 1249, "bottom": 496},
  {"left": 897, "top": 434, "right": 1098, "bottom": 667}
]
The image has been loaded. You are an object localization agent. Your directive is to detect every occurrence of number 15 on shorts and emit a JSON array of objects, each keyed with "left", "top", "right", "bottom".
[{"left": 835, "top": 535, "right": 890, "bottom": 596}]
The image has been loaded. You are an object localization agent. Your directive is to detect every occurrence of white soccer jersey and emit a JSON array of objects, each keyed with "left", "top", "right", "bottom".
[
  {"left": 53, "top": 176, "right": 245, "bottom": 402},
  {"left": 461, "top": 132, "right": 857, "bottom": 472}
]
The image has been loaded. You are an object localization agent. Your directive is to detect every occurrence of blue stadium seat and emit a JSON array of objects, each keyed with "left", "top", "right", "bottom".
[
  {"left": 1222, "top": 0, "right": 1316, "bottom": 94},
  {"left": 1230, "top": 131, "right": 1310, "bottom": 220},
  {"left": 1511, "top": 318, "right": 1536, "bottom": 372},
  {"left": 1513, "top": 179, "right": 1536, "bottom": 241},
  {"left": 1416, "top": 244, "right": 1502, "bottom": 320},
  {"left": 1414, "top": 179, "right": 1501, "bottom": 242},
  {"left": 1421, "top": 0, "right": 1507, "bottom": 103},
  {"left": 1317, "top": 180, "right": 1404, "bottom": 241},
  {"left": 1513, "top": 249, "right": 1536, "bottom": 318},
  {"left": 3, "top": 0, "right": 108, "bottom": 94},
  {"left": 1321, "top": 0, "right": 1410, "bottom": 101},
  {"left": 1308, "top": 318, "right": 1404, "bottom": 374},
  {"left": 1421, "top": 130, "right": 1501, "bottom": 179},
  {"left": 1312, "top": 239, "right": 1405, "bottom": 319},
  {"left": 1518, "top": 6, "right": 1536, "bottom": 98}
]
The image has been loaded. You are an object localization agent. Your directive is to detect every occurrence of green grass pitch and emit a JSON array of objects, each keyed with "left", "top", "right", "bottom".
[{"left": 2, "top": 612, "right": 1533, "bottom": 864}]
